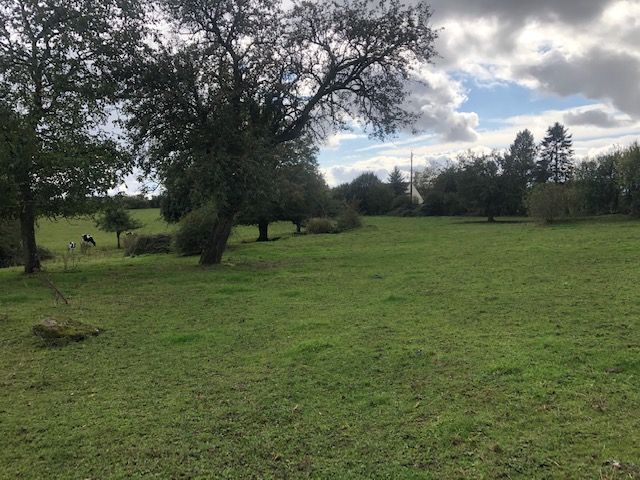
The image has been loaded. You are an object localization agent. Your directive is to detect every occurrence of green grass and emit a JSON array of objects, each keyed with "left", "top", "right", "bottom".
[{"left": 1, "top": 213, "right": 640, "bottom": 479}]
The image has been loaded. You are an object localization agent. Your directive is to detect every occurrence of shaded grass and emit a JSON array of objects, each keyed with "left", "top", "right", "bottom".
[{"left": 0, "top": 214, "right": 639, "bottom": 478}]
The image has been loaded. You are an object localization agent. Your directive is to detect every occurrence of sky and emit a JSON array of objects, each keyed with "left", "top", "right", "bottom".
[
  {"left": 119, "top": 0, "right": 640, "bottom": 193},
  {"left": 317, "top": 0, "right": 640, "bottom": 186}
]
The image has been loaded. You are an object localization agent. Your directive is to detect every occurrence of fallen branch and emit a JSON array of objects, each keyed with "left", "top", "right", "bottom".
[{"left": 42, "top": 275, "right": 70, "bottom": 305}]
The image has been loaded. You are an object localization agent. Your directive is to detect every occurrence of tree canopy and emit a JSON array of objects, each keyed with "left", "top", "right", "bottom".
[
  {"left": 0, "top": 0, "right": 141, "bottom": 272},
  {"left": 96, "top": 202, "right": 143, "bottom": 249},
  {"left": 124, "top": 0, "right": 438, "bottom": 264}
]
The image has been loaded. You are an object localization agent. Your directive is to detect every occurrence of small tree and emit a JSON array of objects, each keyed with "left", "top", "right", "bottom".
[
  {"left": 96, "top": 206, "right": 143, "bottom": 249},
  {"left": 527, "top": 183, "right": 569, "bottom": 224},
  {"left": 387, "top": 167, "right": 408, "bottom": 197}
]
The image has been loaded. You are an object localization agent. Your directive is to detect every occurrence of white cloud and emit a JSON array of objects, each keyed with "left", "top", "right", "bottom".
[
  {"left": 323, "top": 132, "right": 366, "bottom": 150},
  {"left": 321, "top": 103, "right": 640, "bottom": 186},
  {"left": 423, "top": 0, "right": 640, "bottom": 120}
]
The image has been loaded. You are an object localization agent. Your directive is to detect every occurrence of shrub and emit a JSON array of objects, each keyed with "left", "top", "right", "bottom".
[
  {"left": 306, "top": 217, "right": 335, "bottom": 234},
  {"left": 173, "top": 205, "right": 217, "bottom": 256},
  {"left": 388, "top": 195, "right": 419, "bottom": 217},
  {"left": 336, "top": 207, "right": 362, "bottom": 231},
  {"left": 124, "top": 233, "right": 173, "bottom": 256},
  {"left": 527, "top": 183, "right": 570, "bottom": 224}
]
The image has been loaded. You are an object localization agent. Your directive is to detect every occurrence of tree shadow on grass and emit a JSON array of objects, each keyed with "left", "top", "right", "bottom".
[{"left": 452, "top": 218, "right": 530, "bottom": 225}]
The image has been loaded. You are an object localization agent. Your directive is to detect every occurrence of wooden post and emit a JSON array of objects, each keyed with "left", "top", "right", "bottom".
[{"left": 410, "top": 151, "right": 414, "bottom": 204}]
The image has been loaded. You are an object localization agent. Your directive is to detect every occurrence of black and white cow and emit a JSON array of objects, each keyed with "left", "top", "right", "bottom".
[
  {"left": 81, "top": 234, "right": 96, "bottom": 247},
  {"left": 68, "top": 241, "right": 76, "bottom": 252}
]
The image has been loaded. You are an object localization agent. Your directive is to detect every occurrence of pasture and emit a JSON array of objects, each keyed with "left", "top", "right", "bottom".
[{"left": 1, "top": 212, "right": 639, "bottom": 479}]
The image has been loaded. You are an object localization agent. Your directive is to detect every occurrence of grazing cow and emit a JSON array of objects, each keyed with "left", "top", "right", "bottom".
[
  {"left": 68, "top": 241, "right": 76, "bottom": 252},
  {"left": 81, "top": 234, "right": 96, "bottom": 247}
]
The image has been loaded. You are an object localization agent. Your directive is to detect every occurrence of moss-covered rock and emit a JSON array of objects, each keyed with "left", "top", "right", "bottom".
[{"left": 32, "top": 318, "right": 101, "bottom": 343}]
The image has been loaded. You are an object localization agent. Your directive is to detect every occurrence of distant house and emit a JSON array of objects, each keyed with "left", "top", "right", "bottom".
[{"left": 406, "top": 182, "right": 424, "bottom": 205}]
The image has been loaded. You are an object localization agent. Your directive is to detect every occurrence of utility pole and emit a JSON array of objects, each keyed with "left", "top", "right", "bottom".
[{"left": 410, "top": 151, "right": 414, "bottom": 204}]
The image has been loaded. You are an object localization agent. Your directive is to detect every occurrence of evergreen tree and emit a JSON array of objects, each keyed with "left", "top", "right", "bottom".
[
  {"left": 387, "top": 167, "right": 408, "bottom": 196},
  {"left": 537, "top": 123, "right": 574, "bottom": 184}
]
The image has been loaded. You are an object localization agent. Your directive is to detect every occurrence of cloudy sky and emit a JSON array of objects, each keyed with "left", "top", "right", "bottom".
[{"left": 318, "top": 0, "right": 640, "bottom": 186}]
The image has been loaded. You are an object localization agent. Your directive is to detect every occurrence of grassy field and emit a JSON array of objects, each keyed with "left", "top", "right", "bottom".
[{"left": 1, "top": 212, "right": 640, "bottom": 479}]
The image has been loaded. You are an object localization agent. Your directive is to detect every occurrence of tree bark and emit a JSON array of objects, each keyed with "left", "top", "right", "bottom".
[
  {"left": 19, "top": 189, "right": 40, "bottom": 274},
  {"left": 199, "top": 211, "right": 235, "bottom": 265},
  {"left": 257, "top": 221, "right": 269, "bottom": 242}
]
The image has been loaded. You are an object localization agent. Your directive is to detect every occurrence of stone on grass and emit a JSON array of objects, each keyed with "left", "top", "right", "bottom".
[{"left": 33, "top": 318, "right": 101, "bottom": 343}]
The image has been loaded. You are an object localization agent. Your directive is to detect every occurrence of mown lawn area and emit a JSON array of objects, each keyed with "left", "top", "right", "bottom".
[{"left": 1, "top": 212, "right": 639, "bottom": 479}]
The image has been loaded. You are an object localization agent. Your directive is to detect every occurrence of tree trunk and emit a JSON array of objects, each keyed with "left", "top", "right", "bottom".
[
  {"left": 19, "top": 192, "right": 40, "bottom": 274},
  {"left": 116, "top": 231, "right": 121, "bottom": 249},
  {"left": 295, "top": 222, "right": 302, "bottom": 234},
  {"left": 487, "top": 215, "right": 496, "bottom": 223},
  {"left": 257, "top": 221, "right": 269, "bottom": 242},
  {"left": 200, "top": 211, "right": 235, "bottom": 265}
]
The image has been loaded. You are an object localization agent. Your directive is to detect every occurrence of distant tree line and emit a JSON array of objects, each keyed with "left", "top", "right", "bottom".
[
  {"left": 334, "top": 123, "right": 640, "bottom": 223},
  {"left": 414, "top": 125, "right": 640, "bottom": 222}
]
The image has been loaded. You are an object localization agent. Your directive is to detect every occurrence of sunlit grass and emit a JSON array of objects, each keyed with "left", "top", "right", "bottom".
[{"left": 1, "top": 213, "right": 639, "bottom": 478}]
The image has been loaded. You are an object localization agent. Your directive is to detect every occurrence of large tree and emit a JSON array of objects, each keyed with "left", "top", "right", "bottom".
[
  {"left": 124, "top": 0, "right": 438, "bottom": 265},
  {"left": 536, "top": 122, "right": 574, "bottom": 185},
  {"left": 335, "top": 172, "right": 395, "bottom": 215},
  {"left": 501, "top": 129, "right": 537, "bottom": 214},
  {"left": 457, "top": 152, "right": 505, "bottom": 222},
  {"left": 0, "top": 0, "right": 140, "bottom": 273}
]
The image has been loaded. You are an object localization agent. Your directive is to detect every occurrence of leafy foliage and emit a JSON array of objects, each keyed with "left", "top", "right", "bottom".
[
  {"left": 306, "top": 218, "right": 335, "bottom": 234},
  {"left": 617, "top": 142, "right": 640, "bottom": 216},
  {"left": 96, "top": 204, "right": 144, "bottom": 248},
  {"left": 0, "top": 0, "right": 141, "bottom": 271},
  {"left": 500, "top": 129, "right": 537, "bottom": 215},
  {"left": 173, "top": 204, "right": 218, "bottom": 257},
  {"left": 335, "top": 207, "right": 362, "bottom": 232},
  {"left": 237, "top": 139, "right": 331, "bottom": 240},
  {"left": 456, "top": 152, "right": 505, "bottom": 222},
  {"left": 123, "top": 0, "right": 438, "bottom": 264},
  {"left": 526, "top": 183, "right": 571, "bottom": 224},
  {"left": 124, "top": 233, "right": 173, "bottom": 256},
  {"left": 334, "top": 172, "right": 395, "bottom": 215}
]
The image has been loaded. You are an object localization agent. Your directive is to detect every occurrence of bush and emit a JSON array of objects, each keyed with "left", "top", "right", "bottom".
[
  {"left": 527, "top": 184, "right": 572, "bottom": 224},
  {"left": 306, "top": 217, "right": 335, "bottom": 234},
  {"left": 173, "top": 205, "right": 217, "bottom": 256},
  {"left": 336, "top": 207, "right": 362, "bottom": 231},
  {"left": 124, "top": 233, "right": 173, "bottom": 256},
  {"left": 388, "top": 195, "right": 419, "bottom": 217}
]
